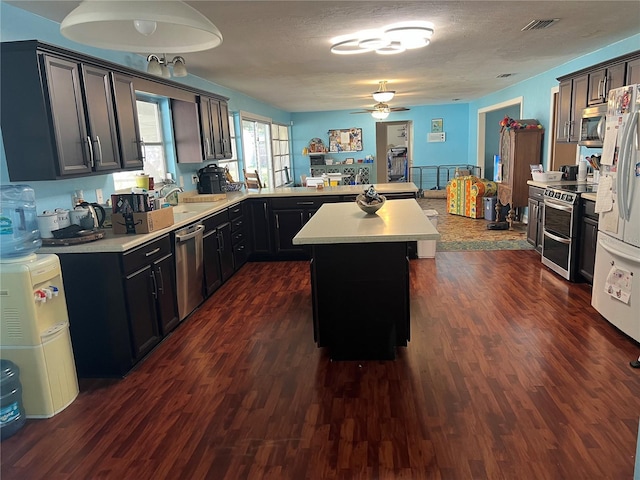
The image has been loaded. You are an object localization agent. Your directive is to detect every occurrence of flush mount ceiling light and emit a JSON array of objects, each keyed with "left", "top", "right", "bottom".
[
  {"left": 147, "top": 54, "right": 188, "bottom": 78},
  {"left": 330, "top": 21, "right": 434, "bottom": 55},
  {"left": 372, "top": 81, "right": 395, "bottom": 103},
  {"left": 60, "top": 1, "right": 223, "bottom": 53}
]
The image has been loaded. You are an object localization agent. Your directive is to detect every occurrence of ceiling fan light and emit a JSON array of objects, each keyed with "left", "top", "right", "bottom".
[
  {"left": 372, "top": 110, "right": 390, "bottom": 120},
  {"left": 373, "top": 91, "right": 395, "bottom": 102},
  {"left": 60, "top": 0, "right": 223, "bottom": 53}
]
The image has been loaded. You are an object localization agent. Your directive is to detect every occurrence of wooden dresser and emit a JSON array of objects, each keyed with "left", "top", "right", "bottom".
[{"left": 497, "top": 123, "right": 544, "bottom": 225}]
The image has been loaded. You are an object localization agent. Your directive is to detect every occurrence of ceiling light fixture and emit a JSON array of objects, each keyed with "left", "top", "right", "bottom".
[
  {"left": 60, "top": 1, "right": 223, "bottom": 53},
  {"left": 331, "top": 21, "right": 434, "bottom": 55},
  {"left": 147, "top": 54, "right": 188, "bottom": 78},
  {"left": 372, "top": 81, "right": 395, "bottom": 103},
  {"left": 371, "top": 103, "right": 391, "bottom": 120}
]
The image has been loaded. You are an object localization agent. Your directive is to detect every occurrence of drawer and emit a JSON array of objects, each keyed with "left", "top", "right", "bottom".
[
  {"left": 528, "top": 186, "right": 545, "bottom": 201},
  {"left": 270, "top": 196, "right": 340, "bottom": 210},
  {"left": 231, "top": 215, "right": 244, "bottom": 233},
  {"left": 202, "top": 209, "right": 229, "bottom": 232},
  {"left": 233, "top": 240, "right": 248, "bottom": 267},
  {"left": 122, "top": 234, "right": 172, "bottom": 275},
  {"left": 232, "top": 229, "right": 244, "bottom": 244},
  {"left": 228, "top": 202, "right": 243, "bottom": 220}
]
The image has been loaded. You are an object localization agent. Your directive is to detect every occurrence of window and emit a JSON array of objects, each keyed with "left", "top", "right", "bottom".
[
  {"left": 217, "top": 113, "right": 240, "bottom": 183},
  {"left": 112, "top": 97, "right": 168, "bottom": 190},
  {"left": 272, "top": 123, "right": 291, "bottom": 187},
  {"left": 241, "top": 116, "right": 272, "bottom": 188}
]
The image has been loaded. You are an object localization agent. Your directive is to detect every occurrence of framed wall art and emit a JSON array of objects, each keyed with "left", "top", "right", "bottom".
[
  {"left": 328, "top": 128, "right": 363, "bottom": 152},
  {"left": 431, "top": 118, "right": 443, "bottom": 133}
]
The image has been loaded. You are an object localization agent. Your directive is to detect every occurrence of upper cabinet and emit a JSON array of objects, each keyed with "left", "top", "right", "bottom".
[
  {"left": 587, "top": 63, "right": 626, "bottom": 105},
  {"left": 556, "top": 50, "right": 640, "bottom": 144},
  {"left": 0, "top": 42, "right": 143, "bottom": 181},
  {"left": 1, "top": 40, "right": 230, "bottom": 178},
  {"left": 199, "top": 95, "right": 232, "bottom": 161}
]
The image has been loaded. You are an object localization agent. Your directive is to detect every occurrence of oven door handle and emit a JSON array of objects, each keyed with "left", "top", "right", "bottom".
[
  {"left": 544, "top": 200, "right": 574, "bottom": 212},
  {"left": 543, "top": 230, "right": 571, "bottom": 244}
]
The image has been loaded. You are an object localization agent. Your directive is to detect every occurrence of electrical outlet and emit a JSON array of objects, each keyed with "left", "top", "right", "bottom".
[
  {"left": 95, "top": 188, "right": 104, "bottom": 204},
  {"left": 191, "top": 174, "right": 198, "bottom": 184},
  {"left": 179, "top": 176, "right": 184, "bottom": 187}
]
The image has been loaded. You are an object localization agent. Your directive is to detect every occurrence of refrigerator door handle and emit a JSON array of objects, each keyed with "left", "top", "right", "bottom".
[{"left": 599, "top": 236, "right": 640, "bottom": 264}]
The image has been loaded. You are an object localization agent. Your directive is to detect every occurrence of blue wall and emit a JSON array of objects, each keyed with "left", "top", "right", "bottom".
[{"left": 1, "top": 2, "right": 639, "bottom": 212}]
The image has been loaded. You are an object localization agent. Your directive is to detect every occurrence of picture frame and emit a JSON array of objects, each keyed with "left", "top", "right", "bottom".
[
  {"left": 431, "top": 118, "right": 443, "bottom": 133},
  {"left": 345, "top": 158, "right": 354, "bottom": 164},
  {"left": 328, "top": 128, "right": 363, "bottom": 152}
]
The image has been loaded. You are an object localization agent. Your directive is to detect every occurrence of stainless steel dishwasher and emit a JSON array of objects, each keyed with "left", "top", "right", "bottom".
[{"left": 174, "top": 222, "right": 205, "bottom": 321}]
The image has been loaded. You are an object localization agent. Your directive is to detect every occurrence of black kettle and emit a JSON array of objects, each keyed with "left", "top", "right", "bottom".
[{"left": 79, "top": 202, "right": 106, "bottom": 228}]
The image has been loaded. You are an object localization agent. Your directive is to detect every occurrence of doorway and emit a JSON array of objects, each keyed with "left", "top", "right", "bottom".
[
  {"left": 477, "top": 98, "right": 522, "bottom": 181},
  {"left": 375, "top": 120, "right": 413, "bottom": 183}
]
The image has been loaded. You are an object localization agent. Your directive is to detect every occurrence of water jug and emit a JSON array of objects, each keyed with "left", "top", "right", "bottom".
[
  {"left": 0, "top": 359, "right": 26, "bottom": 440},
  {"left": 0, "top": 185, "right": 42, "bottom": 259}
]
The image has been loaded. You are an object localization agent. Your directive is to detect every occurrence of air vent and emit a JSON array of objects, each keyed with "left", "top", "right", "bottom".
[
  {"left": 497, "top": 73, "right": 514, "bottom": 78},
  {"left": 521, "top": 19, "right": 559, "bottom": 31}
]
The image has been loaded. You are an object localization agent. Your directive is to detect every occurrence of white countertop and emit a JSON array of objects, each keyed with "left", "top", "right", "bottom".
[
  {"left": 38, "top": 183, "right": 419, "bottom": 254},
  {"left": 292, "top": 198, "right": 440, "bottom": 245}
]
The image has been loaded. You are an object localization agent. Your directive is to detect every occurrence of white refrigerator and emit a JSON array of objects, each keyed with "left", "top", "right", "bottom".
[{"left": 592, "top": 83, "right": 640, "bottom": 342}]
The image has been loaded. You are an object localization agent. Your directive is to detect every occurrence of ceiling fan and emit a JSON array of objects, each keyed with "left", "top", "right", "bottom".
[
  {"left": 350, "top": 82, "right": 409, "bottom": 118},
  {"left": 351, "top": 102, "right": 410, "bottom": 114}
]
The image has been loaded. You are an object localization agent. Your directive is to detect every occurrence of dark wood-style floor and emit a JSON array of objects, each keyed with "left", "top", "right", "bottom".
[{"left": 2, "top": 251, "right": 639, "bottom": 479}]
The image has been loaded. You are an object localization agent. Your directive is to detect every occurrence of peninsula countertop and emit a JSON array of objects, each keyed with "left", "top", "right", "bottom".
[
  {"left": 292, "top": 198, "right": 440, "bottom": 245},
  {"left": 38, "top": 183, "right": 420, "bottom": 254}
]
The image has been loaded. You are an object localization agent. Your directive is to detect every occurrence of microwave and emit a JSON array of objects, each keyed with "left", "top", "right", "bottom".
[{"left": 579, "top": 104, "right": 606, "bottom": 147}]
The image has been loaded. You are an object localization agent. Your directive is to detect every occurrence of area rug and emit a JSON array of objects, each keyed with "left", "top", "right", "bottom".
[{"left": 416, "top": 197, "right": 534, "bottom": 252}]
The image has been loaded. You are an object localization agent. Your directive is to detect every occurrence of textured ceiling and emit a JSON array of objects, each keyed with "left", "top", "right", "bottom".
[{"left": 6, "top": 1, "right": 640, "bottom": 112}]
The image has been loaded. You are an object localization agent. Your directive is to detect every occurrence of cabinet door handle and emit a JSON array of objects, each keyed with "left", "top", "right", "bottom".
[
  {"left": 86, "top": 136, "right": 94, "bottom": 168},
  {"left": 150, "top": 270, "right": 158, "bottom": 299},
  {"left": 95, "top": 135, "right": 103, "bottom": 165},
  {"left": 275, "top": 213, "right": 280, "bottom": 230},
  {"left": 140, "top": 138, "right": 147, "bottom": 162},
  {"left": 296, "top": 201, "right": 315, "bottom": 206},
  {"left": 204, "top": 138, "right": 211, "bottom": 156},
  {"left": 145, "top": 247, "right": 161, "bottom": 257},
  {"left": 156, "top": 266, "right": 165, "bottom": 294},
  {"left": 218, "top": 231, "right": 225, "bottom": 251}
]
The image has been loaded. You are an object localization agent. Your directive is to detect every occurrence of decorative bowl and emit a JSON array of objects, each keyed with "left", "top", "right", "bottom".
[
  {"left": 224, "top": 182, "right": 244, "bottom": 192},
  {"left": 356, "top": 193, "right": 386, "bottom": 215}
]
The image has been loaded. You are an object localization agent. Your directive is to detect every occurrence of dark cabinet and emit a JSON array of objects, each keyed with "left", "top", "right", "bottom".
[
  {"left": 57, "top": 234, "right": 178, "bottom": 377},
  {"left": 587, "top": 63, "right": 626, "bottom": 105},
  {"left": 229, "top": 202, "right": 248, "bottom": 271},
  {"left": 627, "top": 57, "right": 640, "bottom": 84},
  {"left": 578, "top": 198, "right": 598, "bottom": 284},
  {"left": 199, "top": 96, "right": 232, "bottom": 161},
  {"left": 247, "top": 199, "right": 272, "bottom": 259},
  {"left": 0, "top": 41, "right": 142, "bottom": 180},
  {"left": 557, "top": 74, "right": 588, "bottom": 143},
  {"left": 527, "top": 186, "right": 545, "bottom": 253},
  {"left": 271, "top": 196, "right": 340, "bottom": 259},
  {"left": 81, "top": 64, "right": 122, "bottom": 172},
  {"left": 202, "top": 209, "right": 234, "bottom": 297},
  {"left": 171, "top": 98, "right": 203, "bottom": 163},
  {"left": 122, "top": 236, "right": 179, "bottom": 359},
  {"left": 112, "top": 72, "right": 143, "bottom": 169}
]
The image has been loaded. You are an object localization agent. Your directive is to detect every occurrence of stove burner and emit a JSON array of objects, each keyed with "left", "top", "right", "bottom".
[{"left": 543, "top": 183, "right": 597, "bottom": 204}]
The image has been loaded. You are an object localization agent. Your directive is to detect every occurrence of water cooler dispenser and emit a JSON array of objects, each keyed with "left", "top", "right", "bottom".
[
  {"left": 1, "top": 185, "right": 78, "bottom": 419},
  {"left": 0, "top": 254, "right": 79, "bottom": 417}
]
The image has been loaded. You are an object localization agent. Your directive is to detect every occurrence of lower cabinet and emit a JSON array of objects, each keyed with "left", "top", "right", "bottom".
[
  {"left": 578, "top": 198, "right": 598, "bottom": 284},
  {"left": 247, "top": 198, "right": 272, "bottom": 260},
  {"left": 527, "top": 186, "right": 545, "bottom": 253},
  {"left": 202, "top": 209, "right": 233, "bottom": 297},
  {"left": 229, "top": 202, "right": 248, "bottom": 270},
  {"left": 58, "top": 234, "right": 178, "bottom": 377},
  {"left": 271, "top": 196, "right": 340, "bottom": 259}
]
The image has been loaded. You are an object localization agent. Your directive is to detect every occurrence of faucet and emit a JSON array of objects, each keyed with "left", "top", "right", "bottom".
[{"left": 160, "top": 186, "right": 184, "bottom": 205}]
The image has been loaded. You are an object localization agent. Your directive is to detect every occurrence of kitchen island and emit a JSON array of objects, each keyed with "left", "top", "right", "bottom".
[{"left": 293, "top": 199, "right": 439, "bottom": 360}]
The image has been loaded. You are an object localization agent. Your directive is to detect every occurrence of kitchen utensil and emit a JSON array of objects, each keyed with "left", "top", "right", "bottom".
[{"left": 78, "top": 202, "right": 106, "bottom": 228}]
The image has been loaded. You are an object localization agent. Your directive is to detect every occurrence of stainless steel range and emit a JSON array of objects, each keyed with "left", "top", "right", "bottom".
[{"left": 542, "top": 184, "right": 597, "bottom": 281}]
